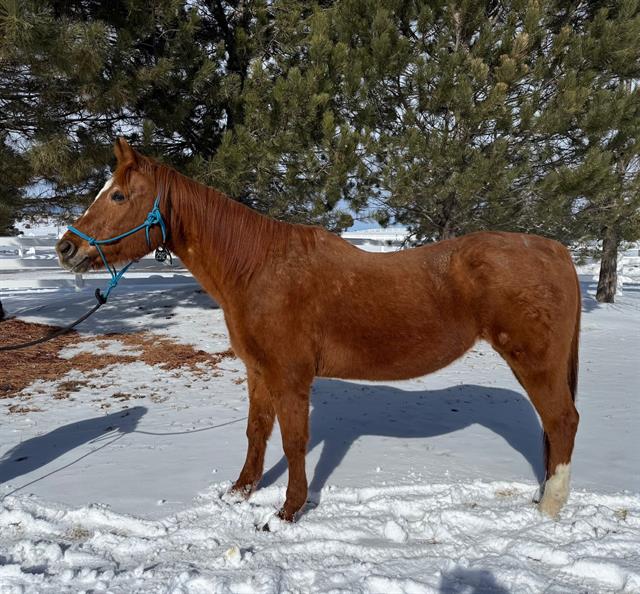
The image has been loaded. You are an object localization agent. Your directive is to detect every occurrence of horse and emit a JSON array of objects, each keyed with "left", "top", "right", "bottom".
[{"left": 56, "top": 138, "right": 580, "bottom": 523}]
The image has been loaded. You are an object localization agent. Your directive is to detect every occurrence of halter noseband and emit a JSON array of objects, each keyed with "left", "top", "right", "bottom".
[{"left": 67, "top": 195, "right": 167, "bottom": 303}]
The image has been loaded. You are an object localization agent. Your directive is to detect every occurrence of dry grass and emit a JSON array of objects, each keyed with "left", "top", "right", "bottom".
[{"left": 0, "top": 319, "right": 235, "bottom": 403}]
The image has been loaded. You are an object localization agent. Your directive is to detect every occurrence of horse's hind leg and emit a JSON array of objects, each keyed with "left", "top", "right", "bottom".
[
  {"left": 231, "top": 369, "right": 276, "bottom": 497},
  {"left": 505, "top": 358, "right": 579, "bottom": 517}
]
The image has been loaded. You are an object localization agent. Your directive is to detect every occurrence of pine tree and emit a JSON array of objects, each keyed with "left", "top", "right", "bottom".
[
  {"left": 1, "top": 0, "right": 47, "bottom": 230},
  {"left": 535, "top": 0, "right": 640, "bottom": 302},
  {"left": 328, "top": 0, "right": 548, "bottom": 242},
  {"left": 203, "top": 1, "right": 357, "bottom": 228},
  {"left": 1, "top": 0, "right": 354, "bottom": 230},
  {"left": 2, "top": 0, "right": 638, "bottom": 261},
  {"left": 0, "top": 137, "right": 28, "bottom": 234},
  {"left": 0, "top": 0, "right": 116, "bottom": 221}
]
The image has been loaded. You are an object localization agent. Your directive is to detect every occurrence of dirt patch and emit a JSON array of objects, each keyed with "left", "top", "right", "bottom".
[
  {"left": 495, "top": 487, "right": 519, "bottom": 498},
  {"left": 0, "top": 319, "right": 235, "bottom": 401},
  {"left": 55, "top": 380, "right": 89, "bottom": 398},
  {"left": 111, "top": 391, "right": 146, "bottom": 402},
  {"left": 0, "top": 320, "right": 81, "bottom": 399},
  {"left": 7, "top": 404, "right": 42, "bottom": 414},
  {"left": 103, "top": 332, "right": 235, "bottom": 371}
]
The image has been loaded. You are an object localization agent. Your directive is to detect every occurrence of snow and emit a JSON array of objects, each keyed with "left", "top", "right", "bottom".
[
  {"left": 1, "top": 273, "right": 639, "bottom": 592},
  {"left": 14, "top": 219, "right": 66, "bottom": 238},
  {"left": 58, "top": 339, "right": 144, "bottom": 358},
  {"left": 1, "top": 482, "right": 639, "bottom": 593}
]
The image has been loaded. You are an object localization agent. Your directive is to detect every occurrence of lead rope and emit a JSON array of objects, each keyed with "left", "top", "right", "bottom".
[
  {"left": 0, "top": 290, "right": 105, "bottom": 352},
  {"left": 0, "top": 194, "right": 168, "bottom": 352}
]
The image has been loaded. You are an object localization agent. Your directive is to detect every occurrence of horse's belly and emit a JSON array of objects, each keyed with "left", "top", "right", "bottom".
[{"left": 319, "top": 328, "right": 474, "bottom": 381}]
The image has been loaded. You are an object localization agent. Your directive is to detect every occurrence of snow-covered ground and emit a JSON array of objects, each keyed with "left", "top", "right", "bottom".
[
  {"left": 1, "top": 274, "right": 639, "bottom": 592},
  {"left": 13, "top": 219, "right": 69, "bottom": 238}
]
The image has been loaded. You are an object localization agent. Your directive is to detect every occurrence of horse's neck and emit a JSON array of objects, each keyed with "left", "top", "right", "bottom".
[{"left": 166, "top": 183, "right": 273, "bottom": 309}]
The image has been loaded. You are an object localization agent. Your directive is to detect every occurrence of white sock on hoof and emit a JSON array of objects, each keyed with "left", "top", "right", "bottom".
[{"left": 539, "top": 463, "right": 571, "bottom": 518}]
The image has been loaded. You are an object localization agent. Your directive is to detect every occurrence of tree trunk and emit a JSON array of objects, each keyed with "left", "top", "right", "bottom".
[
  {"left": 596, "top": 225, "right": 619, "bottom": 303},
  {"left": 211, "top": 0, "right": 251, "bottom": 132},
  {"left": 439, "top": 222, "right": 456, "bottom": 241},
  {"left": 438, "top": 192, "right": 457, "bottom": 240}
]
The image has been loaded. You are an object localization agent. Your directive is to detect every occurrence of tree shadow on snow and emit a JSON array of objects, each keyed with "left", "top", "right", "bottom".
[
  {"left": 577, "top": 277, "right": 640, "bottom": 312},
  {"left": 579, "top": 278, "right": 602, "bottom": 313},
  {"left": 0, "top": 406, "right": 146, "bottom": 494},
  {"left": 261, "top": 381, "right": 544, "bottom": 497},
  {"left": 6, "top": 283, "right": 218, "bottom": 336},
  {"left": 439, "top": 567, "right": 510, "bottom": 594}
]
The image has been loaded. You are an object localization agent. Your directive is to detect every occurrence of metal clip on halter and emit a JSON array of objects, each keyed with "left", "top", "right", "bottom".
[
  {"left": 67, "top": 195, "right": 168, "bottom": 303},
  {"left": 154, "top": 245, "right": 172, "bottom": 265}
]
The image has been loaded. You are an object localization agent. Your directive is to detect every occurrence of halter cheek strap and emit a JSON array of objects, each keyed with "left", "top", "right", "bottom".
[{"left": 67, "top": 195, "right": 167, "bottom": 303}]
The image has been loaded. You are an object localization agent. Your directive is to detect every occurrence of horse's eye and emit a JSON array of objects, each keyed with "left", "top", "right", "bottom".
[{"left": 111, "top": 192, "right": 126, "bottom": 203}]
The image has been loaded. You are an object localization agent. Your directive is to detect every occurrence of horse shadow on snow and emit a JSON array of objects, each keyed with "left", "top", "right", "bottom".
[
  {"left": 7, "top": 284, "right": 217, "bottom": 336},
  {"left": 261, "top": 380, "right": 544, "bottom": 496},
  {"left": 0, "top": 407, "right": 146, "bottom": 490}
]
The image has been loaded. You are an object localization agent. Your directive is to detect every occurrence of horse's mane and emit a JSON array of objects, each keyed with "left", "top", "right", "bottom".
[{"left": 115, "top": 154, "right": 318, "bottom": 281}]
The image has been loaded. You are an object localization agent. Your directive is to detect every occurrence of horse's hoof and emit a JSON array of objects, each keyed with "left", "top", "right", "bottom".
[
  {"left": 258, "top": 510, "right": 292, "bottom": 532},
  {"left": 538, "top": 495, "right": 564, "bottom": 518},
  {"left": 538, "top": 464, "right": 570, "bottom": 518},
  {"left": 222, "top": 485, "right": 252, "bottom": 504},
  {"left": 276, "top": 508, "right": 295, "bottom": 522}
]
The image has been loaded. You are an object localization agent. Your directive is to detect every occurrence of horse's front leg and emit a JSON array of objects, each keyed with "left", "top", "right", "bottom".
[
  {"left": 272, "top": 382, "right": 311, "bottom": 522},
  {"left": 231, "top": 369, "right": 275, "bottom": 498}
]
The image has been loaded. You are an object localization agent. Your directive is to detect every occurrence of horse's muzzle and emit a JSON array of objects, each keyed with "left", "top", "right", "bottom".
[
  {"left": 56, "top": 238, "right": 91, "bottom": 272},
  {"left": 56, "top": 239, "right": 77, "bottom": 260}
]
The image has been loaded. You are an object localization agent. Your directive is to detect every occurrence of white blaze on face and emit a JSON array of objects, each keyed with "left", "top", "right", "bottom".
[
  {"left": 78, "top": 177, "right": 114, "bottom": 221},
  {"left": 94, "top": 177, "right": 114, "bottom": 202}
]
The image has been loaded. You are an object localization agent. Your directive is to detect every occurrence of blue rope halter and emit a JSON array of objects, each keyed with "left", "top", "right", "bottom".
[{"left": 67, "top": 195, "right": 167, "bottom": 303}]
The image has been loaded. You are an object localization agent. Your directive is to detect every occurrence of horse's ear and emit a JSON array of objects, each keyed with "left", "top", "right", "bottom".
[{"left": 114, "top": 137, "right": 137, "bottom": 167}]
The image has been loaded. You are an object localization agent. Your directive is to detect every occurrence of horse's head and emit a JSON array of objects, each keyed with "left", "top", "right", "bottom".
[{"left": 56, "top": 138, "right": 163, "bottom": 273}]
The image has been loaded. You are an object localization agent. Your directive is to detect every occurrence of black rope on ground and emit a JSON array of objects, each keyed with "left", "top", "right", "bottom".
[{"left": 0, "top": 289, "right": 105, "bottom": 352}]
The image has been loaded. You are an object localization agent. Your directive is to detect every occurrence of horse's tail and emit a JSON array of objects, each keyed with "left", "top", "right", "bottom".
[
  {"left": 568, "top": 274, "right": 581, "bottom": 404},
  {"left": 543, "top": 271, "right": 581, "bottom": 478}
]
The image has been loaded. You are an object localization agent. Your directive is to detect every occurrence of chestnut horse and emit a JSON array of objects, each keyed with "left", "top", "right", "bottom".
[{"left": 57, "top": 139, "right": 580, "bottom": 522}]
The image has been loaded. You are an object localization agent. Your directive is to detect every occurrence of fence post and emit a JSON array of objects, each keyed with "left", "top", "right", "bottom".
[{"left": 75, "top": 274, "right": 84, "bottom": 290}]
